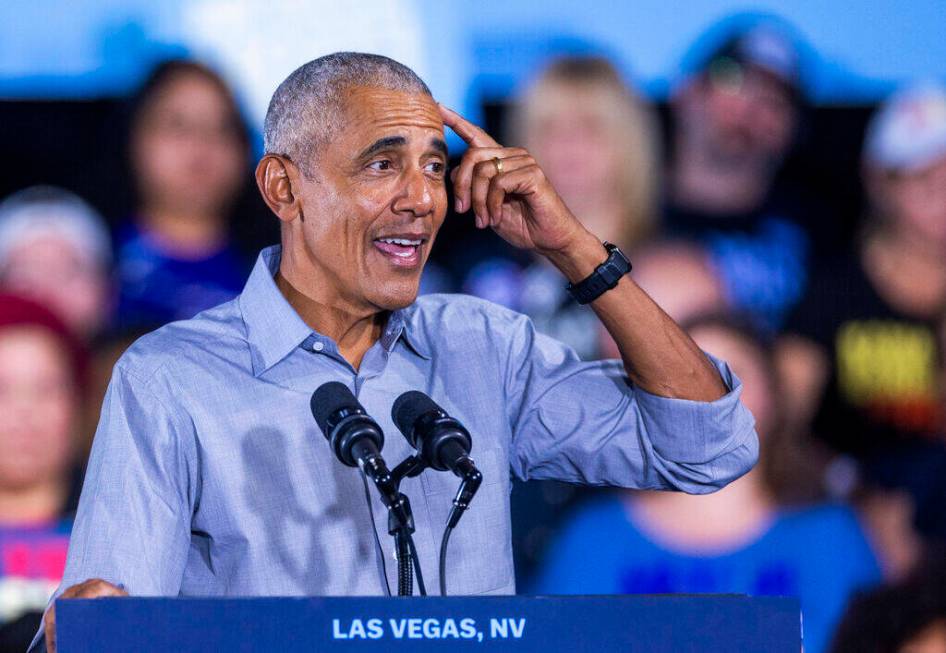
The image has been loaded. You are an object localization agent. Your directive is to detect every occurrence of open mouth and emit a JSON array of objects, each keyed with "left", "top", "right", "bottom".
[{"left": 372, "top": 236, "right": 428, "bottom": 268}]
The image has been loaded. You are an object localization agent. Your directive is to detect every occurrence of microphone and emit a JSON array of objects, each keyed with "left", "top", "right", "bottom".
[
  {"left": 311, "top": 382, "right": 412, "bottom": 530},
  {"left": 392, "top": 391, "right": 482, "bottom": 528},
  {"left": 392, "top": 391, "right": 475, "bottom": 476},
  {"left": 311, "top": 381, "right": 384, "bottom": 468},
  {"left": 393, "top": 391, "right": 484, "bottom": 596}
]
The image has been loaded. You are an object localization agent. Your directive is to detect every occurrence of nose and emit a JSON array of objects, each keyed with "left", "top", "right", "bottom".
[{"left": 392, "top": 167, "right": 434, "bottom": 217}]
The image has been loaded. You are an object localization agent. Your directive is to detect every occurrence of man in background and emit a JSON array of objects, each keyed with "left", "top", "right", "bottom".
[{"left": 665, "top": 21, "right": 837, "bottom": 333}]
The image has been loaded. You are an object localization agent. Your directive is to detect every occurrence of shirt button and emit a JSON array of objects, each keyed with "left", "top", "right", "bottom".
[{"left": 312, "top": 342, "right": 325, "bottom": 352}]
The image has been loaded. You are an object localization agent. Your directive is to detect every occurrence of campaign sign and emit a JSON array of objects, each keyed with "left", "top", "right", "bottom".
[{"left": 56, "top": 594, "right": 799, "bottom": 652}]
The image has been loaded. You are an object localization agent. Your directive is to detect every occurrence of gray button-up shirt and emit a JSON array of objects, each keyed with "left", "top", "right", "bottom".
[{"left": 33, "top": 245, "right": 757, "bottom": 648}]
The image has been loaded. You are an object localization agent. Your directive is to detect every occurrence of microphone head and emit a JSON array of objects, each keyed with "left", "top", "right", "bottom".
[
  {"left": 311, "top": 381, "right": 360, "bottom": 437},
  {"left": 392, "top": 390, "right": 471, "bottom": 471},
  {"left": 392, "top": 390, "right": 442, "bottom": 447},
  {"left": 311, "top": 381, "right": 384, "bottom": 467}
]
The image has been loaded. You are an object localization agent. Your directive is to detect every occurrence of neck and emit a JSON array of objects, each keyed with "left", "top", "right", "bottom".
[
  {"left": 671, "top": 142, "right": 770, "bottom": 214},
  {"left": 628, "top": 471, "right": 775, "bottom": 552},
  {"left": 0, "top": 479, "right": 67, "bottom": 525},
  {"left": 139, "top": 205, "right": 227, "bottom": 256},
  {"left": 275, "top": 269, "right": 384, "bottom": 370}
]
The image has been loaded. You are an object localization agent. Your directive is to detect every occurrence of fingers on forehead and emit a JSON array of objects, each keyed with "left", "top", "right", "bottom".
[{"left": 439, "top": 105, "right": 497, "bottom": 147}]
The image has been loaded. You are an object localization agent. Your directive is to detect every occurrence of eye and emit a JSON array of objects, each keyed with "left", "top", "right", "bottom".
[
  {"left": 425, "top": 161, "right": 445, "bottom": 175},
  {"left": 368, "top": 159, "right": 392, "bottom": 171}
]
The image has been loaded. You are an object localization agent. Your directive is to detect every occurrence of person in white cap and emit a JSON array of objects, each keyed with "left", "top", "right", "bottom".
[
  {"left": 0, "top": 187, "right": 113, "bottom": 341},
  {"left": 776, "top": 82, "right": 946, "bottom": 577}
]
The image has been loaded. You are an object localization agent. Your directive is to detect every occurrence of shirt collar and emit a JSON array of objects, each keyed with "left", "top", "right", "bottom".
[
  {"left": 382, "top": 307, "right": 431, "bottom": 360},
  {"left": 239, "top": 246, "right": 430, "bottom": 376}
]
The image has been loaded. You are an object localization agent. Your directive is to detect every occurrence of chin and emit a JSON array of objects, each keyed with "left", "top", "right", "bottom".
[{"left": 367, "top": 280, "right": 421, "bottom": 311}]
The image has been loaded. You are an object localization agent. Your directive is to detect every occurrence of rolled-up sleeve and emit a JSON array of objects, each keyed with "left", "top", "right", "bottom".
[
  {"left": 504, "top": 314, "right": 758, "bottom": 493},
  {"left": 29, "top": 363, "right": 196, "bottom": 652}
]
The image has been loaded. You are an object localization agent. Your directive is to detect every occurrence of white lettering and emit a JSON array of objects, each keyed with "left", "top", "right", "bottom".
[
  {"left": 367, "top": 619, "right": 384, "bottom": 639},
  {"left": 332, "top": 619, "right": 347, "bottom": 639},
  {"left": 390, "top": 619, "right": 407, "bottom": 638},
  {"left": 349, "top": 619, "right": 367, "bottom": 639},
  {"left": 423, "top": 618, "right": 440, "bottom": 638},
  {"left": 510, "top": 618, "right": 526, "bottom": 638},
  {"left": 460, "top": 618, "right": 477, "bottom": 639},
  {"left": 408, "top": 618, "right": 423, "bottom": 638},
  {"left": 442, "top": 618, "right": 460, "bottom": 638},
  {"left": 490, "top": 618, "right": 508, "bottom": 638}
]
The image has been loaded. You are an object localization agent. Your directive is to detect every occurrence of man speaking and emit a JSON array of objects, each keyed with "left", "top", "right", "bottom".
[{"left": 33, "top": 53, "right": 757, "bottom": 651}]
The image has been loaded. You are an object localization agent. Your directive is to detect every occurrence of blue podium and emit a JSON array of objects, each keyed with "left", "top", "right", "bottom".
[{"left": 56, "top": 595, "right": 799, "bottom": 652}]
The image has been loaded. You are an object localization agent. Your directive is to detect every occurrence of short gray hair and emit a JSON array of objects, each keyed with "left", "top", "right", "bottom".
[{"left": 263, "top": 52, "right": 431, "bottom": 171}]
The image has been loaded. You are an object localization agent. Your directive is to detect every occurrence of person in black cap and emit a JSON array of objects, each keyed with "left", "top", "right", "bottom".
[{"left": 663, "top": 19, "right": 836, "bottom": 334}]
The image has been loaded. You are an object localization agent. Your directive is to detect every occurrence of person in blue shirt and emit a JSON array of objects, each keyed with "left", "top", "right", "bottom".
[
  {"left": 532, "top": 316, "right": 881, "bottom": 653},
  {"left": 115, "top": 60, "right": 252, "bottom": 329}
]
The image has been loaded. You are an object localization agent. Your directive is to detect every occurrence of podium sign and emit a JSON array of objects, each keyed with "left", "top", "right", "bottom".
[{"left": 57, "top": 595, "right": 799, "bottom": 652}]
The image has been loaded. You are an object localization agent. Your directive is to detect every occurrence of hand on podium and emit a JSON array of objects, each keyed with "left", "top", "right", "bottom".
[{"left": 45, "top": 578, "right": 128, "bottom": 653}]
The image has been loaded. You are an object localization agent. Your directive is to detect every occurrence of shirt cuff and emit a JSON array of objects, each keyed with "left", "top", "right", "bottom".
[{"left": 633, "top": 353, "right": 757, "bottom": 464}]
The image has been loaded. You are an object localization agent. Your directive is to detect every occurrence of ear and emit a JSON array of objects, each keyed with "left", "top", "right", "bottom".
[{"left": 255, "top": 154, "right": 302, "bottom": 224}]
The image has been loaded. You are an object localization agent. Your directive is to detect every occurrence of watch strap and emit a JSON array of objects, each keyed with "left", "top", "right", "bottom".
[{"left": 566, "top": 242, "right": 632, "bottom": 305}]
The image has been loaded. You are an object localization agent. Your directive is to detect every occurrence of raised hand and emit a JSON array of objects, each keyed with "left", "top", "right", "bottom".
[{"left": 440, "top": 105, "right": 591, "bottom": 256}]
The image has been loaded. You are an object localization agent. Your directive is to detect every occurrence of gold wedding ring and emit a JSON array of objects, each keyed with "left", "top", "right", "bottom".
[{"left": 492, "top": 157, "right": 504, "bottom": 174}]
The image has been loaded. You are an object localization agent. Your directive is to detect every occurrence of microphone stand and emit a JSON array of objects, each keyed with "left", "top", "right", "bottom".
[{"left": 362, "top": 454, "right": 429, "bottom": 596}]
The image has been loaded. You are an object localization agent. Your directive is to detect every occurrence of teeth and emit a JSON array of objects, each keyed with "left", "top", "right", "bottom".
[{"left": 378, "top": 237, "right": 422, "bottom": 246}]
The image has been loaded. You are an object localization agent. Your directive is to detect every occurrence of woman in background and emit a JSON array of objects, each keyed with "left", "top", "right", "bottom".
[
  {"left": 0, "top": 294, "right": 85, "bottom": 651},
  {"left": 460, "top": 56, "right": 661, "bottom": 359},
  {"left": 0, "top": 187, "right": 112, "bottom": 341},
  {"left": 116, "top": 60, "right": 252, "bottom": 329},
  {"left": 495, "top": 56, "right": 664, "bottom": 585},
  {"left": 533, "top": 316, "right": 881, "bottom": 653}
]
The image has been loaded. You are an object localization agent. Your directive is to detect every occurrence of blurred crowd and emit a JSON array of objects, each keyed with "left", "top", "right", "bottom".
[{"left": 2, "top": 15, "right": 946, "bottom": 653}]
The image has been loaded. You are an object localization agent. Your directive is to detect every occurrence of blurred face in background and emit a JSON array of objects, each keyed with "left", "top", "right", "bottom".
[
  {"left": 516, "top": 61, "right": 658, "bottom": 248},
  {"left": 131, "top": 70, "right": 246, "bottom": 218},
  {"left": 524, "top": 82, "right": 625, "bottom": 213},
  {"left": 678, "top": 62, "right": 797, "bottom": 172},
  {"left": 689, "top": 323, "right": 776, "bottom": 437},
  {"left": 0, "top": 326, "right": 77, "bottom": 496},
  {"left": 878, "top": 157, "right": 946, "bottom": 248},
  {"left": 0, "top": 236, "right": 109, "bottom": 338},
  {"left": 631, "top": 243, "right": 727, "bottom": 323}
]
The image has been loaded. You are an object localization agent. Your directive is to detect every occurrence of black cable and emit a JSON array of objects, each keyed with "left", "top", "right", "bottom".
[
  {"left": 395, "top": 532, "right": 413, "bottom": 596},
  {"left": 438, "top": 525, "right": 454, "bottom": 596},
  {"left": 359, "top": 468, "right": 392, "bottom": 597},
  {"left": 407, "top": 534, "right": 427, "bottom": 596}
]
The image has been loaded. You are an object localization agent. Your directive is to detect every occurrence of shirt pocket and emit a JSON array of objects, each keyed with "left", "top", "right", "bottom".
[{"left": 420, "top": 446, "right": 514, "bottom": 595}]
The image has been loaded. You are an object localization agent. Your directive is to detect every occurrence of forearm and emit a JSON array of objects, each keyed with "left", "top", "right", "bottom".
[{"left": 544, "top": 231, "right": 727, "bottom": 401}]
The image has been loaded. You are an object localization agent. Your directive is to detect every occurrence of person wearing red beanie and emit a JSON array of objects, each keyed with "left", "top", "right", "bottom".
[{"left": 0, "top": 293, "right": 86, "bottom": 651}]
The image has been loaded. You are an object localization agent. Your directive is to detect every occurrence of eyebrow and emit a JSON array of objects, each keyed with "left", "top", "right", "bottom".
[
  {"left": 430, "top": 137, "right": 448, "bottom": 156},
  {"left": 358, "top": 136, "right": 406, "bottom": 160},
  {"left": 357, "top": 135, "right": 448, "bottom": 160}
]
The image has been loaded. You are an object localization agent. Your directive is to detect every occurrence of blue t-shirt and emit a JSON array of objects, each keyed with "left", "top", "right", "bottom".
[
  {"left": 115, "top": 222, "right": 247, "bottom": 329},
  {"left": 531, "top": 496, "right": 881, "bottom": 653}
]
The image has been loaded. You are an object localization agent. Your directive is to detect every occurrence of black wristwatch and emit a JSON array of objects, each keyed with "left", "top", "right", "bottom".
[{"left": 565, "top": 241, "right": 632, "bottom": 305}]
